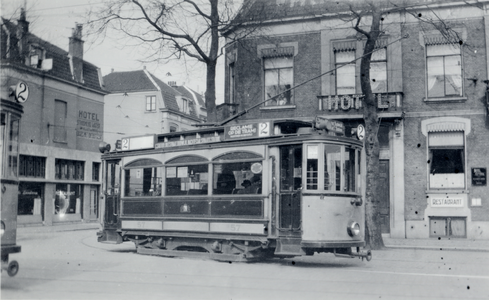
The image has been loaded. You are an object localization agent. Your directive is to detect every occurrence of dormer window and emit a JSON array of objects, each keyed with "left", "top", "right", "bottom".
[{"left": 29, "top": 45, "right": 45, "bottom": 68}]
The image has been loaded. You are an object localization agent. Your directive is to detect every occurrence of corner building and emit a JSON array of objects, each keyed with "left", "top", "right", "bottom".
[
  {"left": 1, "top": 11, "right": 106, "bottom": 227},
  {"left": 222, "top": 0, "right": 489, "bottom": 240}
]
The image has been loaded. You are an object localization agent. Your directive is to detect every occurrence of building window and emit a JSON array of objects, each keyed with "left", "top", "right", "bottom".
[
  {"left": 426, "top": 44, "right": 462, "bottom": 98},
  {"left": 181, "top": 98, "right": 188, "bottom": 113},
  {"left": 370, "top": 48, "right": 387, "bottom": 93},
  {"left": 55, "top": 183, "right": 83, "bottom": 215},
  {"left": 428, "top": 131, "right": 465, "bottom": 189},
  {"left": 54, "top": 100, "right": 67, "bottom": 143},
  {"left": 92, "top": 162, "right": 100, "bottom": 181},
  {"left": 18, "top": 182, "right": 44, "bottom": 216},
  {"left": 229, "top": 62, "right": 236, "bottom": 104},
  {"left": 19, "top": 155, "right": 46, "bottom": 178},
  {"left": 146, "top": 95, "right": 156, "bottom": 111},
  {"left": 335, "top": 50, "right": 356, "bottom": 95},
  {"left": 430, "top": 217, "right": 466, "bottom": 238},
  {"left": 264, "top": 56, "right": 293, "bottom": 106},
  {"left": 55, "top": 159, "right": 84, "bottom": 181}
]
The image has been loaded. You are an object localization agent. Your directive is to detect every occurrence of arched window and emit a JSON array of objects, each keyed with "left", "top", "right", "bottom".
[
  {"left": 165, "top": 155, "right": 209, "bottom": 196},
  {"left": 212, "top": 151, "right": 263, "bottom": 195},
  {"left": 124, "top": 159, "right": 163, "bottom": 197}
]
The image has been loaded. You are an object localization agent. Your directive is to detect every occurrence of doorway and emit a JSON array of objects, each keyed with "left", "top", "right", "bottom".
[{"left": 379, "top": 160, "right": 390, "bottom": 234}]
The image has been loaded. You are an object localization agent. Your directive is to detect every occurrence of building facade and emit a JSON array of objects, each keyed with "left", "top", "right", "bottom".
[
  {"left": 103, "top": 70, "right": 206, "bottom": 147},
  {"left": 1, "top": 11, "right": 106, "bottom": 227},
  {"left": 223, "top": 0, "right": 489, "bottom": 239}
]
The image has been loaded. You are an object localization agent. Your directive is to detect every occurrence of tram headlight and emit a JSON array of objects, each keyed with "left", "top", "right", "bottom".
[
  {"left": 347, "top": 221, "right": 361, "bottom": 237},
  {"left": 1, "top": 221, "right": 5, "bottom": 237}
]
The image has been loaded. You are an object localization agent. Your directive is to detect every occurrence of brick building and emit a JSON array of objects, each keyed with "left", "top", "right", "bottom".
[
  {"left": 222, "top": 0, "right": 489, "bottom": 239},
  {"left": 1, "top": 11, "right": 106, "bottom": 227}
]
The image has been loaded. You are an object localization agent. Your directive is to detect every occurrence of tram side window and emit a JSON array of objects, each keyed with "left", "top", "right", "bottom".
[
  {"left": 165, "top": 164, "right": 208, "bottom": 196},
  {"left": 124, "top": 167, "right": 163, "bottom": 197},
  {"left": 213, "top": 161, "right": 262, "bottom": 195}
]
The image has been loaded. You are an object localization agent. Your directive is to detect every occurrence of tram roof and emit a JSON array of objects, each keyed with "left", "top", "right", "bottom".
[{"left": 100, "top": 118, "right": 362, "bottom": 157}]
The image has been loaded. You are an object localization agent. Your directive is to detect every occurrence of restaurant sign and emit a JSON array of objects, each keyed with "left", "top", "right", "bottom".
[
  {"left": 472, "top": 168, "right": 487, "bottom": 186},
  {"left": 430, "top": 197, "right": 464, "bottom": 207}
]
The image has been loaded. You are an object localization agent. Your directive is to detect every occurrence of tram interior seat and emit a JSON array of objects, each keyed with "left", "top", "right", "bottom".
[{"left": 188, "top": 189, "right": 206, "bottom": 195}]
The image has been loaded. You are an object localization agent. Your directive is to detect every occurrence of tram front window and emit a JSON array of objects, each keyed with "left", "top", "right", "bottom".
[
  {"left": 125, "top": 167, "right": 163, "bottom": 197},
  {"left": 324, "top": 144, "right": 341, "bottom": 191}
]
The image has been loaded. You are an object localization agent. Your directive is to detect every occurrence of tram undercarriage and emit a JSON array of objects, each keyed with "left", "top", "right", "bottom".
[{"left": 99, "top": 230, "right": 371, "bottom": 262}]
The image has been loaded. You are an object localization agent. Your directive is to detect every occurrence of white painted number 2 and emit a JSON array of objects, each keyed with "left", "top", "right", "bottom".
[
  {"left": 259, "top": 122, "right": 270, "bottom": 137},
  {"left": 121, "top": 138, "right": 129, "bottom": 150}
]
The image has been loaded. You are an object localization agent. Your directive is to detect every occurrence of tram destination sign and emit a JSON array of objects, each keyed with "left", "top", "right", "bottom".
[
  {"left": 121, "top": 134, "right": 156, "bottom": 151},
  {"left": 224, "top": 122, "right": 271, "bottom": 140}
]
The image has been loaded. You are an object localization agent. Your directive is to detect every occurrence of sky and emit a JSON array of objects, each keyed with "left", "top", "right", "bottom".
[{"left": 1, "top": 0, "right": 226, "bottom": 103}]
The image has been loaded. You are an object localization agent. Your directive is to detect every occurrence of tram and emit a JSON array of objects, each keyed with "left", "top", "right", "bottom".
[
  {"left": 1, "top": 93, "right": 24, "bottom": 276},
  {"left": 97, "top": 118, "right": 371, "bottom": 262}
]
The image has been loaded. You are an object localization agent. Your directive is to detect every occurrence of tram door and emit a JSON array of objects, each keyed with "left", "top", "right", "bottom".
[
  {"left": 279, "top": 145, "right": 302, "bottom": 232},
  {"left": 104, "top": 160, "right": 121, "bottom": 226}
]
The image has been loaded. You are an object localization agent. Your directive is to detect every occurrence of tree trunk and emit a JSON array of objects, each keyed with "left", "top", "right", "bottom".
[
  {"left": 358, "top": 10, "right": 385, "bottom": 250},
  {"left": 205, "top": 0, "right": 219, "bottom": 123}
]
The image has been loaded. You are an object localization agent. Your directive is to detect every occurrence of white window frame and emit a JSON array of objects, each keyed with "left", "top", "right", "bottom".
[
  {"left": 263, "top": 56, "right": 294, "bottom": 106},
  {"left": 146, "top": 95, "right": 156, "bottom": 112},
  {"left": 426, "top": 43, "right": 463, "bottom": 98}
]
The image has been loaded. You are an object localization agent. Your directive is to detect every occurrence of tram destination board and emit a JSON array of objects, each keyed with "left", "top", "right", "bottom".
[{"left": 224, "top": 122, "right": 271, "bottom": 140}]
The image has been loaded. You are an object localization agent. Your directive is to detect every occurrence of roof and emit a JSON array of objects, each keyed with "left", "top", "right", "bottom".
[
  {"left": 173, "top": 85, "right": 206, "bottom": 108},
  {"left": 230, "top": 0, "right": 469, "bottom": 27},
  {"left": 103, "top": 70, "right": 181, "bottom": 113},
  {"left": 1, "top": 17, "right": 104, "bottom": 93}
]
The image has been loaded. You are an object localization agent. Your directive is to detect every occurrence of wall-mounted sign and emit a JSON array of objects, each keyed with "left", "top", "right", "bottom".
[
  {"left": 76, "top": 110, "right": 102, "bottom": 140},
  {"left": 472, "top": 168, "right": 486, "bottom": 186},
  {"left": 10, "top": 81, "right": 29, "bottom": 103},
  {"left": 224, "top": 122, "right": 271, "bottom": 140},
  {"left": 431, "top": 197, "right": 463, "bottom": 207},
  {"left": 356, "top": 124, "right": 365, "bottom": 140}
]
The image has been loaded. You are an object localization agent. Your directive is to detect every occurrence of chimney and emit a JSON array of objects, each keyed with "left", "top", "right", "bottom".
[
  {"left": 17, "top": 8, "right": 30, "bottom": 64},
  {"left": 168, "top": 81, "right": 177, "bottom": 87},
  {"left": 69, "top": 23, "right": 84, "bottom": 83}
]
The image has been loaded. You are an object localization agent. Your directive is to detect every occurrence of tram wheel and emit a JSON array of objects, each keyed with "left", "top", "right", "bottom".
[{"left": 7, "top": 260, "right": 19, "bottom": 277}]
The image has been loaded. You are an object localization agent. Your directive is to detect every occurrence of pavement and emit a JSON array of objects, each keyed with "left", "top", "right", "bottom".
[{"left": 16, "top": 222, "right": 489, "bottom": 252}]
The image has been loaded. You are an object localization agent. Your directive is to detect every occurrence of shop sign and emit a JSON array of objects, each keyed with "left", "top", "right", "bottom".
[
  {"left": 471, "top": 168, "right": 486, "bottom": 186},
  {"left": 224, "top": 122, "right": 271, "bottom": 140},
  {"left": 430, "top": 197, "right": 463, "bottom": 207}
]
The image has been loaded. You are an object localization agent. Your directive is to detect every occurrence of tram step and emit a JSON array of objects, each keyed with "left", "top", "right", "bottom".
[{"left": 274, "top": 238, "right": 306, "bottom": 256}]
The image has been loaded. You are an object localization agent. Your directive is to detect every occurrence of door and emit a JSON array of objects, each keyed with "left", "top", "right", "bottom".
[
  {"left": 279, "top": 145, "right": 302, "bottom": 231},
  {"left": 379, "top": 160, "right": 390, "bottom": 234},
  {"left": 89, "top": 185, "right": 99, "bottom": 221},
  {"left": 104, "top": 160, "right": 121, "bottom": 226}
]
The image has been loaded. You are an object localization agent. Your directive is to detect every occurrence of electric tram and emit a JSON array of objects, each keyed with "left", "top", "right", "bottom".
[
  {"left": 97, "top": 117, "right": 371, "bottom": 262},
  {"left": 1, "top": 83, "right": 26, "bottom": 276}
]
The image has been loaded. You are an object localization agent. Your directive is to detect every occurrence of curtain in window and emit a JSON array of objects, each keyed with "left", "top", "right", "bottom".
[
  {"left": 264, "top": 57, "right": 293, "bottom": 105},
  {"left": 427, "top": 44, "right": 462, "bottom": 97}
]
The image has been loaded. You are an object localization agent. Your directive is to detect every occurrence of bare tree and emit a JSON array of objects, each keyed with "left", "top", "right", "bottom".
[
  {"left": 85, "top": 0, "right": 262, "bottom": 123},
  {"left": 344, "top": 0, "right": 471, "bottom": 249}
]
